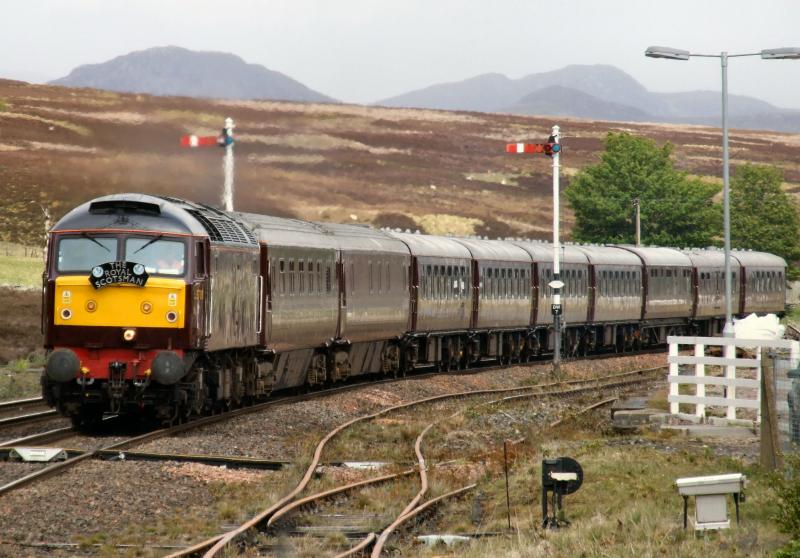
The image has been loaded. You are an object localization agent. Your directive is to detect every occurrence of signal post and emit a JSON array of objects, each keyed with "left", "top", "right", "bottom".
[
  {"left": 180, "top": 117, "right": 236, "bottom": 212},
  {"left": 506, "top": 125, "right": 563, "bottom": 373}
]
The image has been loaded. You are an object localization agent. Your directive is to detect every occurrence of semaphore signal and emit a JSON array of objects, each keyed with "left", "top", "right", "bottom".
[
  {"left": 505, "top": 126, "right": 563, "bottom": 372},
  {"left": 180, "top": 117, "right": 236, "bottom": 212},
  {"left": 505, "top": 141, "right": 561, "bottom": 156}
]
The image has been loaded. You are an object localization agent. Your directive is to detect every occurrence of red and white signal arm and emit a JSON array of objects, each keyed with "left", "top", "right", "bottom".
[{"left": 180, "top": 134, "right": 221, "bottom": 148}]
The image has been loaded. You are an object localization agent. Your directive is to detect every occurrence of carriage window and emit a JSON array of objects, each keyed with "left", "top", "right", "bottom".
[
  {"left": 325, "top": 263, "right": 332, "bottom": 293},
  {"left": 298, "top": 260, "right": 305, "bottom": 294},
  {"left": 348, "top": 263, "right": 354, "bottom": 296},
  {"left": 279, "top": 259, "right": 286, "bottom": 294},
  {"left": 288, "top": 260, "right": 295, "bottom": 295},
  {"left": 307, "top": 260, "right": 314, "bottom": 294},
  {"left": 425, "top": 265, "right": 432, "bottom": 298},
  {"left": 369, "top": 261, "right": 374, "bottom": 294}
]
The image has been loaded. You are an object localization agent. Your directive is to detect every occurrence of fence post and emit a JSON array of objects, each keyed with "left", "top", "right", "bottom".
[
  {"left": 760, "top": 353, "right": 783, "bottom": 470},
  {"left": 725, "top": 342, "right": 737, "bottom": 420},
  {"left": 695, "top": 343, "right": 705, "bottom": 418},
  {"left": 756, "top": 347, "right": 762, "bottom": 424},
  {"left": 669, "top": 340, "right": 679, "bottom": 414}
]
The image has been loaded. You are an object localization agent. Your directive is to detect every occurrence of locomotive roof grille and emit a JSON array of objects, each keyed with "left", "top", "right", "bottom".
[
  {"left": 186, "top": 209, "right": 257, "bottom": 245},
  {"left": 89, "top": 200, "right": 161, "bottom": 216}
]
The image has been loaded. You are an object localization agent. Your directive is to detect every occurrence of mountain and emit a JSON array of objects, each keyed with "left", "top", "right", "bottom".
[
  {"left": 504, "top": 85, "right": 652, "bottom": 122},
  {"left": 378, "top": 64, "right": 799, "bottom": 132},
  {"left": 50, "top": 46, "right": 335, "bottom": 103},
  {"left": 379, "top": 65, "right": 664, "bottom": 114}
]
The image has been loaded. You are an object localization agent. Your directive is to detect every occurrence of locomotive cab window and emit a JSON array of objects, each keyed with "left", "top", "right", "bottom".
[
  {"left": 125, "top": 237, "right": 185, "bottom": 276},
  {"left": 57, "top": 235, "right": 118, "bottom": 272}
]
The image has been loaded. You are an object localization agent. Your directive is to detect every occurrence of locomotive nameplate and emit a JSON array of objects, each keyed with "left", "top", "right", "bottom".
[{"left": 90, "top": 261, "right": 149, "bottom": 289}]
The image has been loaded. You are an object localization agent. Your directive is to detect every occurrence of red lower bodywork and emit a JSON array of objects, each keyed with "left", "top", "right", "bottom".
[{"left": 64, "top": 347, "right": 185, "bottom": 380}]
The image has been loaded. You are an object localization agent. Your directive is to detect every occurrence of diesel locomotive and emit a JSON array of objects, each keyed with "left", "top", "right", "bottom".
[{"left": 41, "top": 193, "right": 787, "bottom": 424}]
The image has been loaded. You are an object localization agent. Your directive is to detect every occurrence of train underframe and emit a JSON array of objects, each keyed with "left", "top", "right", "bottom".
[{"left": 44, "top": 317, "right": 721, "bottom": 426}]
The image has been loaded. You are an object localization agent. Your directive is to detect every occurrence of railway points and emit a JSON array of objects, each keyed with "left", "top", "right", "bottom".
[{"left": 166, "top": 363, "right": 665, "bottom": 557}]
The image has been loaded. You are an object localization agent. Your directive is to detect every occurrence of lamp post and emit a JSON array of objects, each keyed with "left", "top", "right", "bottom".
[{"left": 645, "top": 46, "right": 800, "bottom": 336}]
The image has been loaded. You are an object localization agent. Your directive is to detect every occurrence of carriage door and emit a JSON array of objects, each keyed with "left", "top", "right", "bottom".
[
  {"left": 259, "top": 244, "right": 271, "bottom": 346},
  {"left": 470, "top": 260, "right": 480, "bottom": 329},
  {"left": 336, "top": 255, "right": 346, "bottom": 338},
  {"left": 409, "top": 257, "right": 419, "bottom": 331}
]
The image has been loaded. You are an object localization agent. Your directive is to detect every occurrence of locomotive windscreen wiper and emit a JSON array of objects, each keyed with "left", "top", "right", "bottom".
[
  {"left": 81, "top": 232, "right": 111, "bottom": 251},
  {"left": 133, "top": 234, "right": 164, "bottom": 254}
]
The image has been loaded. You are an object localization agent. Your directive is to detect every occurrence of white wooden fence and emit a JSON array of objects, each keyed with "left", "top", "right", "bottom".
[{"left": 667, "top": 336, "right": 800, "bottom": 421}]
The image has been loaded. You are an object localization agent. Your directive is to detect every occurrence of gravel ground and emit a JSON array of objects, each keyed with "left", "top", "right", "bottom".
[{"left": 0, "top": 354, "right": 669, "bottom": 554}]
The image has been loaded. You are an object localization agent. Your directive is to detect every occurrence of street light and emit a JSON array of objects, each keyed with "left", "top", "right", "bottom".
[{"left": 645, "top": 44, "right": 800, "bottom": 336}]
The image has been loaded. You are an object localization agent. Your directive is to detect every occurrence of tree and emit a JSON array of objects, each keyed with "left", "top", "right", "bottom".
[
  {"left": 565, "top": 133, "right": 721, "bottom": 247},
  {"left": 731, "top": 164, "right": 800, "bottom": 275}
]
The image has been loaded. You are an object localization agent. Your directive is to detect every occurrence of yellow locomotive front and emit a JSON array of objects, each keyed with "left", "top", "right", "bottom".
[{"left": 42, "top": 195, "right": 209, "bottom": 424}]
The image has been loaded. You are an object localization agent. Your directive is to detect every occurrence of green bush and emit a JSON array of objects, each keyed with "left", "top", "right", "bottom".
[
  {"left": 775, "top": 539, "right": 800, "bottom": 558},
  {"left": 774, "top": 453, "right": 800, "bottom": 537}
]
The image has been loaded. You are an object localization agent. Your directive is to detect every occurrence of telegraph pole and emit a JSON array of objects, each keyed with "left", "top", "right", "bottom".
[
  {"left": 633, "top": 198, "right": 641, "bottom": 247},
  {"left": 505, "top": 125, "right": 563, "bottom": 373}
]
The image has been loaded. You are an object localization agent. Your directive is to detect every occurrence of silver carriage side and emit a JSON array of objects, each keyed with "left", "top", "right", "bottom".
[
  {"left": 616, "top": 245, "right": 693, "bottom": 321},
  {"left": 732, "top": 250, "right": 787, "bottom": 315},
  {"left": 451, "top": 238, "right": 532, "bottom": 330},
  {"left": 317, "top": 222, "right": 411, "bottom": 379},
  {"left": 510, "top": 241, "right": 590, "bottom": 328},
  {"left": 388, "top": 232, "right": 473, "bottom": 333},
  {"left": 574, "top": 245, "right": 643, "bottom": 324},
  {"left": 682, "top": 248, "right": 741, "bottom": 329}
]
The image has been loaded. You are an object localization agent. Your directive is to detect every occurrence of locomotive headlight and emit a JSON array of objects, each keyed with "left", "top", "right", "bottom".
[
  {"left": 85, "top": 299, "right": 97, "bottom": 312},
  {"left": 141, "top": 301, "right": 153, "bottom": 314},
  {"left": 60, "top": 308, "right": 72, "bottom": 320},
  {"left": 123, "top": 328, "right": 137, "bottom": 342},
  {"left": 166, "top": 311, "right": 178, "bottom": 323}
]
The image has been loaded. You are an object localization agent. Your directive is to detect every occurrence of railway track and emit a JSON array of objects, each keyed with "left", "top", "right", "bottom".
[
  {"left": 0, "top": 346, "right": 666, "bottom": 489},
  {"left": 0, "top": 355, "right": 533, "bottom": 497},
  {"left": 168, "top": 364, "right": 665, "bottom": 558}
]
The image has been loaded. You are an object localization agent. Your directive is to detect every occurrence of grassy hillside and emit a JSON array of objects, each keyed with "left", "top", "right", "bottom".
[{"left": 1, "top": 78, "right": 800, "bottom": 248}]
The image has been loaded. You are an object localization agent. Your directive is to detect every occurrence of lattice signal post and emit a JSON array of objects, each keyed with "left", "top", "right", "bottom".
[
  {"left": 180, "top": 117, "right": 236, "bottom": 212},
  {"left": 506, "top": 126, "right": 563, "bottom": 372}
]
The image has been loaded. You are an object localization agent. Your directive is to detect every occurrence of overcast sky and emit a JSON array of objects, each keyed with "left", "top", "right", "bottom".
[{"left": 3, "top": 0, "right": 800, "bottom": 108}]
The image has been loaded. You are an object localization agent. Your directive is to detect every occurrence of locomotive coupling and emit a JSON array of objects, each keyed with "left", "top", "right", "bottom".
[
  {"left": 150, "top": 351, "right": 186, "bottom": 385},
  {"left": 46, "top": 348, "right": 81, "bottom": 382}
]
